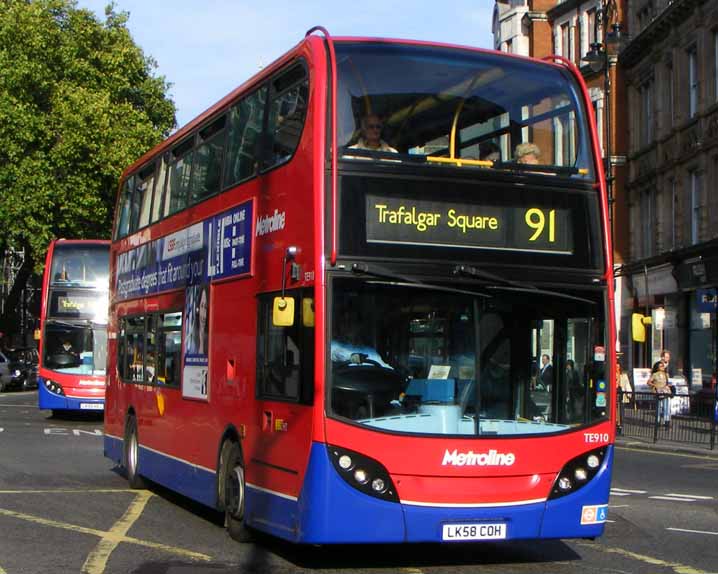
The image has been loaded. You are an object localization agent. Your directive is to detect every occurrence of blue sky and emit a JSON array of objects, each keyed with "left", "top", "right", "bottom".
[{"left": 76, "top": 1, "right": 495, "bottom": 128}]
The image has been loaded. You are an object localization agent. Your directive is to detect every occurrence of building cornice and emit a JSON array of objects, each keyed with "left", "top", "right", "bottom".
[
  {"left": 620, "top": 0, "right": 705, "bottom": 68},
  {"left": 547, "top": 0, "right": 581, "bottom": 20}
]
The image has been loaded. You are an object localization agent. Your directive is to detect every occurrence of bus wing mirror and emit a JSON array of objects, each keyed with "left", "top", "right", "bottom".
[
  {"left": 302, "top": 298, "right": 314, "bottom": 327},
  {"left": 273, "top": 297, "right": 295, "bottom": 327},
  {"left": 631, "top": 313, "right": 651, "bottom": 343}
]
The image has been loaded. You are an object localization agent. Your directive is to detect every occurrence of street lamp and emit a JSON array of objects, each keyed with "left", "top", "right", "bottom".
[{"left": 582, "top": 2, "right": 621, "bottom": 239}]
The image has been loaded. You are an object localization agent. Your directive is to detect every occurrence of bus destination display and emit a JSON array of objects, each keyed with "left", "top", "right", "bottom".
[{"left": 365, "top": 194, "right": 572, "bottom": 254}]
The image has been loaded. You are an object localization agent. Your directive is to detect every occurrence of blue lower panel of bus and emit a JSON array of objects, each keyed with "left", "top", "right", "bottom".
[
  {"left": 103, "top": 435, "right": 613, "bottom": 544},
  {"left": 293, "top": 442, "right": 613, "bottom": 544},
  {"left": 103, "top": 434, "right": 216, "bottom": 508},
  {"left": 38, "top": 377, "right": 104, "bottom": 412}
]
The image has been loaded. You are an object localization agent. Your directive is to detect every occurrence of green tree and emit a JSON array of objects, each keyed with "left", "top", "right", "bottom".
[{"left": 0, "top": 0, "right": 175, "bottom": 338}]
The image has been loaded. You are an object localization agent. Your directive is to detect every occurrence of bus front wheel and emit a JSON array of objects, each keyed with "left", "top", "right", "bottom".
[
  {"left": 219, "top": 440, "right": 253, "bottom": 542},
  {"left": 124, "top": 415, "right": 146, "bottom": 489}
]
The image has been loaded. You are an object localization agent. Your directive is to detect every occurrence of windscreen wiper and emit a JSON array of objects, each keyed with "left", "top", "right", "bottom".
[
  {"left": 351, "top": 262, "right": 491, "bottom": 298},
  {"left": 454, "top": 264, "right": 535, "bottom": 289},
  {"left": 351, "top": 262, "right": 423, "bottom": 285},
  {"left": 453, "top": 265, "right": 595, "bottom": 304}
]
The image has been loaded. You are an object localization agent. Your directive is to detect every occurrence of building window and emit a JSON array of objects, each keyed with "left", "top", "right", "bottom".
[
  {"left": 586, "top": 8, "right": 597, "bottom": 54},
  {"left": 561, "top": 23, "right": 570, "bottom": 60},
  {"left": 640, "top": 189, "right": 655, "bottom": 257},
  {"left": 689, "top": 170, "right": 702, "bottom": 245},
  {"left": 688, "top": 46, "right": 698, "bottom": 118},
  {"left": 669, "top": 178, "right": 676, "bottom": 250},
  {"left": 666, "top": 60, "right": 674, "bottom": 128},
  {"left": 640, "top": 78, "right": 654, "bottom": 146}
]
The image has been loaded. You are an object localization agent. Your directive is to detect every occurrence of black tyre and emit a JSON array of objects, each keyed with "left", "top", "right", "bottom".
[
  {"left": 124, "top": 415, "right": 146, "bottom": 489},
  {"left": 219, "top": 440, "right": 253, "bottom": 542}
]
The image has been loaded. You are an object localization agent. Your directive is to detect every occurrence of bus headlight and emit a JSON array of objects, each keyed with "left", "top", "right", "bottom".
[
  {"left": 328, "top": 445, "right": 399, "bottom": 503},
  {"left": 548, "top": 447, "right": 606, "bottom": 500},
  {"left": 43, "top": 379, "right": 66, "bottom": 396}
]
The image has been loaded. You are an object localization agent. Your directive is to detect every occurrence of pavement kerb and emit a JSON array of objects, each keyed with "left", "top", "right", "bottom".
[{"left": 615, "top": 436, "right": 718, "bottom": 459}]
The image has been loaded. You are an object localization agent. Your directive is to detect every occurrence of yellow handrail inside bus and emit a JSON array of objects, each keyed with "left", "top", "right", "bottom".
[
  {"left": 449, "top": 99, "right": 465, "bottom": 159},
  {"left": 425, "top": 157, "right": 493, "bottom": 167}
]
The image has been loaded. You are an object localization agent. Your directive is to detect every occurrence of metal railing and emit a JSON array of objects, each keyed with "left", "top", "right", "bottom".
[{"left": 618, "top": 390, "right": 718, "bottom": 450}]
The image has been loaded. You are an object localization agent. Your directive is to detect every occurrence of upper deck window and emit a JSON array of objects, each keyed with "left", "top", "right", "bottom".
[
  {"left": 263, "top": 64, "right": 309, "bottom": 170},
  {"left": 50, "top": 243, "right": 109, "bottom": 288},
  {"left": 335, "top": 42, "right": 594, "bottom": 179}
]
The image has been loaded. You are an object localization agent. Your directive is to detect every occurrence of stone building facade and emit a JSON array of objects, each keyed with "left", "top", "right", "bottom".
[{"left": 619, "top": 0, "right": 718, "bottom": 388}]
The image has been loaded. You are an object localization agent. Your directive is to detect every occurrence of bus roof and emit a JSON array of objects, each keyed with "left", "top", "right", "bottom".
[{"left": 121, "top": 32, "right": 573, "bottom": 181}]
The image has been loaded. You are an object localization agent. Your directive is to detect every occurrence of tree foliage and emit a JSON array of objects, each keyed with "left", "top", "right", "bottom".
[{"left": 0, "top": 0, "right": 176, "bottom": 270}]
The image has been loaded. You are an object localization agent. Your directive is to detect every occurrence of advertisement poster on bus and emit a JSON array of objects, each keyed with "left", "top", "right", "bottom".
[
  {"left": 183, "top": 283, "right": 209, "bottom": 400},
  {"left": 114, "top": 199, "right": 254, "bottom": 400},
  {"left": 115, "top": 199, "right": 254, "bottom": 303}
]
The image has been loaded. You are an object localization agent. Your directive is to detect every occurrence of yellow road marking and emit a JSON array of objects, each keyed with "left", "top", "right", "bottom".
[
  {"left": 0, "top": 489, "right": 136, "bottom": 494},
  {"left": 576, "top": 541, "right": 711, "bottom": 574},
  {"left": 0, "top": 503, "right": 212, "bottom": 567},
  {"left": 83, "top": 491, "right": 153, "bottom": 574}
]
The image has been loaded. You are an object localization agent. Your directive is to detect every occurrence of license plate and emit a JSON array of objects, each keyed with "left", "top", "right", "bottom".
[
  {"left": 79, "top": 403, "right": 104, "bottom": 411},
  {"left": 442, "top": 522, "right": 507, "bottom": 541}
]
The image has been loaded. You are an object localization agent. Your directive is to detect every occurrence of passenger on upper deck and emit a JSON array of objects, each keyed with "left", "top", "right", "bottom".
[
  {"left": 349, "top": 113, "right": 398, "bottom": 153},
  {"left": 514, "top": 142, "right": 541, "bottom": 165},
  {"left": 479, "top": 141, "right": 501, "bottom": 162}
]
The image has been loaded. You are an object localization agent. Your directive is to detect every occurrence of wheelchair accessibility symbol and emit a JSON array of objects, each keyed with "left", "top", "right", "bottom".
[{"left": 581, "top": 504, "right": 608, "bottom": 525}]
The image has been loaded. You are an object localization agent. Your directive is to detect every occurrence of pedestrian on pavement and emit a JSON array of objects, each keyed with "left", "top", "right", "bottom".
[
  {"left": 653, "top": 349, "right": 674, "bottom": 378},
  {"left": 616, "top": 361, "right": 632, "bottom": 433},
  {"left": 648, "top": 360, "right": 672, "bottom": 428}
]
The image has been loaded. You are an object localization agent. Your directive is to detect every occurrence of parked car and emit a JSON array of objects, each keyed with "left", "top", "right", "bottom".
[
  {"left": 0, "top": 350, "right": 24, "bottom": 392},
  {"left": 0, "top": 348, "right": 38, "bottom": 392}
]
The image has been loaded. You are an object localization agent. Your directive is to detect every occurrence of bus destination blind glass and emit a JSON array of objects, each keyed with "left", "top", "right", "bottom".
[{"left": 365, "top": 194, "right": 572, "bottom": 254}]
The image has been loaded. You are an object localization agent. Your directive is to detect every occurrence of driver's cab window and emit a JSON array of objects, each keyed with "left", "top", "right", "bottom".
[{"left": 256, "top": 290, "right": 314, "bottom": 403}]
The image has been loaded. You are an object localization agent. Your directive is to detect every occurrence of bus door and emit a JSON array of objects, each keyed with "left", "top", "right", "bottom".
[{"left": 252, "top": 290, "right": 315, "bottom": 498}]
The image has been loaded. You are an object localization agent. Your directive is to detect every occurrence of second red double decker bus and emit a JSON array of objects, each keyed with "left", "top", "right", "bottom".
[
  {"left": 105, "top": 30, "right": 616, "bottom": 544},
  {"left": 38, "top": 239, "right": 110, "bottom": 414}
]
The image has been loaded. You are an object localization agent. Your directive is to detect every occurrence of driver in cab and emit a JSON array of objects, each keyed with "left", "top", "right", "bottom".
[
  {"left": 58, "top": 340, "right": 79, "bottom": 361},
  {"left": 330, "top": 309, "right": 392, "bottom": 368}
]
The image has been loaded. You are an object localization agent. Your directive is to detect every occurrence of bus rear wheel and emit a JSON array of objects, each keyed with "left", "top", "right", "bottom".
[
  {"left": 124, "top": 415, "right": 146, "bottom": 489},
  {"left": 219, "top": 440, "right": 253, "bottom": 542}
]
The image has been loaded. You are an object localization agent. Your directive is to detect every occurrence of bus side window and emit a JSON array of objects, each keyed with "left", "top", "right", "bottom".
[
  {"left": 157, "top": 312, "right": 182, "bottom": 387},
  {"left": 257, "top": 291, "right": 314, "bottom": 404},
  {"left": 150, "top": 156, "right": 169, "bottom": 224},
  {"left": 137, "top": 162, "right": 156, "bottom": 230},
  {"left": 263, "top": 64, "right": 308, "bottom": 170},
  {"left": 115, "top": 176, "right": 133, "bottom": 239},
  {"left": 165, "top": 138, "right": 193, "bottom": 217},
  {"left": 118, "top": 315, "right": 146, "bottom": 384},
  {"left": 224, "top": 86, "right": 267, "bottom": 188},
  {"left": 189, "top": 115, "right": 226, "bottom": 205}
]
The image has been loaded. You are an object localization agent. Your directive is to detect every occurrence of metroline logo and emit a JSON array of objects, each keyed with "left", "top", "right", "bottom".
[
  {"left": 256, "top": 209, "right": 286, "bottom": 236},
  {"left": 442, "top": 449, "right": 516, "bottom": 467}
]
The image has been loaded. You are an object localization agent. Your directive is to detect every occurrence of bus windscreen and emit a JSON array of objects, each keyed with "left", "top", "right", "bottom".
[{"left": 336, "top": 42, "right": 593, "bottom": 178}]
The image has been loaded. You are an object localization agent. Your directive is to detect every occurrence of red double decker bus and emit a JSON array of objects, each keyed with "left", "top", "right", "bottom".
[
  {"left": 104, "top": 30, "right": 616, "bottom": 544},
  {"left": 38, "top": 239, "right": 110, "bottom": 413}
]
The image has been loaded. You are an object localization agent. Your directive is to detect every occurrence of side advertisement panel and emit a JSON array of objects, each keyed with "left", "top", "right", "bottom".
[{"left": 115, "top": 199, "right": 254, "bottom": 400}]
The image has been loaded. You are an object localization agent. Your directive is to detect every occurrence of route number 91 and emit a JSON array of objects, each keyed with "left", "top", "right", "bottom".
[{"left": 525, "top": 208, "right": 556, "bottom": 242}]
